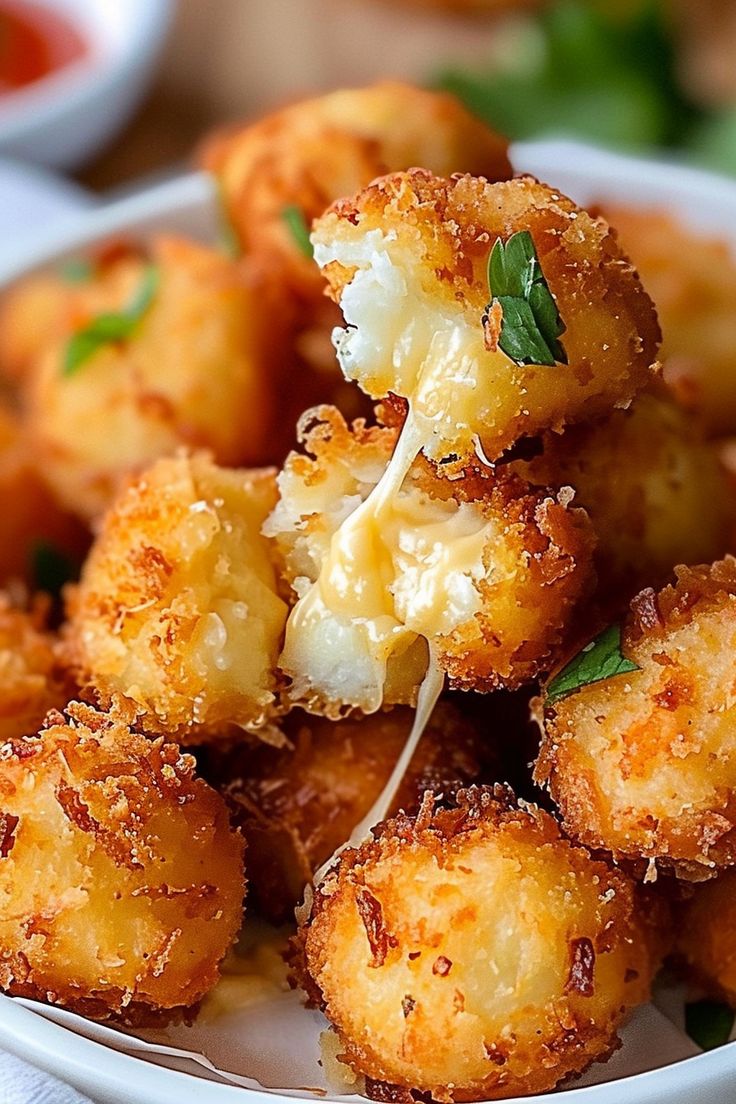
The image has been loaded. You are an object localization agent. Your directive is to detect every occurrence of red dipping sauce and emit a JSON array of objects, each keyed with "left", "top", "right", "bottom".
[{"left": 0, "top": 1, "right": 86, "bottom": 95}]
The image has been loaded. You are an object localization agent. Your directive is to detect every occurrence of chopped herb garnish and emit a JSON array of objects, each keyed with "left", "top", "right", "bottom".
[
  {"left": 30, "top": 540, "right": 76, "bottom": 599},
  {"left": 281, "top": 204, "right": 314, "bottom": 260},
  {"left": 685, "top": 1000, "right": 735, "bottom": 1051},
  {"left": 484, "top": 230, "right": 567, "bottom": 367},
  {"left": 63, "top": 265, "right": 159, "bottom": 377},
  {"left": 546, "top": 623, "right": 639, "bottom": 707},
  {"left": 58, "top": 257, "right": 93, "bottom": 284}
]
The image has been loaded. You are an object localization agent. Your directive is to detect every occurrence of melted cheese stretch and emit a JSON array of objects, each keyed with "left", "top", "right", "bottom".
[
  {"left": 311, "top": 649, "right": 445, "bottom": 888},
  {"left": 278, "top": 410, "right": 496, "bottom": 713},
  {"left": 285, "top": 410, "right": 448, "bottom": 898},
  {"left": 320, "top": 229, "right": 493, "bottom": 466}
]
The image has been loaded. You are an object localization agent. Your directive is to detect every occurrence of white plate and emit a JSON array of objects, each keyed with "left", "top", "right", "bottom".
[
  {"left": 0, "top": 141, "right": 735, "bottom": 1104},
  {"left": 0, "top": 157, "right": 93, "bottom": 270}
]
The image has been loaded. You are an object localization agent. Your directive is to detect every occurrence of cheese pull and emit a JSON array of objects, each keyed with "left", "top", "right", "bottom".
[
  {"left": 265, "top": 406, "right": 595, "bottom": 716},
  {"left": 312, "top": 170, "right": 661, "bottom": 468}
]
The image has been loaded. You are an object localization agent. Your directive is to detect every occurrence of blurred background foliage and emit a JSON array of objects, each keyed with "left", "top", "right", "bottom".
[
  {"left": 80, "top": 0, "right": 736, "bottom": 190},
  {"left": 434, "top": 0, "right": 736, "bottom": 173}
]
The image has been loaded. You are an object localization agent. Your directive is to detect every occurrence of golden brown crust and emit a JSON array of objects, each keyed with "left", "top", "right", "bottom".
[
  {"left": 602, "top": 204, "right": 736, "bottom": 437},
  {"left": 0, "top": 701, "right": 245, "bottom": 1020},
  {"left": 25, "top": 236, "right": 275, "bottom": 520},
  {"left": 65, "top": 453, "right": 289, "bottom": 743},
  {"left": 538, "top": 558, "right": 736, "bottom": 879},
  {"left": 0, "top": 594, "right": 75, "bottom": 743},
  {"left": 0, "top": 406, "right": 89, "bottom": 588},
  {"left": 295, "top": 787, "right": 656, "bottom": 1101},
  {"left": 204, "top": 702, "right": 484, "bottom": 923},
  {"left": 268, "top": 405, "right": 596, "bottom": 708},
  {"left": 313, "top": 170, "right": 660, "bottom": 464},
  {"left": 199, "top": 81, "right": 510, "bottom": 302},
  {"left": 674, "top": 869, "right": 736, "bottom": 1006},
  {"left": 512, "top": 392, "right": 736, "bottom": 606}
]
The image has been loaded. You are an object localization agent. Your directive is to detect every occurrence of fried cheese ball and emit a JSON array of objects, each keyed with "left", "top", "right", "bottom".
[
  {"left": 0, "top": 701, "right": 244, "bottom": 1020},
  {"left": 0, "top": 405, "right": 88, "bottom": 588},
  {"left": 602, "top": 204, "right": 736, "bottom": 437},
  {"left": 0, "top": 595, "right": 72, "bottom": 742},
  {"left": 296, "top": 787, "right": 655, "bottom": 1101},
  {"left": 0, "top": 243, "right": 145, "bottom": 387},
  {"left": 265, "top": 406, "right": 595, "bottom": 714},
  {"left": 26, "top": 236, "right": 273, "bottom": 520},
  {"left": 205, "top": 702, "right": 484, "bottom": 923},
  {"left": 512, "top": 391, "right": 736, "bottom": 601},
  {"left": 538, "top": 558, "right": 736, "bottom": 880},
  {"left": 675, "top": 870, "right": 736, "bottom": 1006},
  {"left": 312, "top": 170, "right": 661, "bottom": 467},
  {"left": 66, "top": 453, "right": 289, "bottom": 743},
  {"left": 200, "top": 82, "right": 511, "bottom": 304}
]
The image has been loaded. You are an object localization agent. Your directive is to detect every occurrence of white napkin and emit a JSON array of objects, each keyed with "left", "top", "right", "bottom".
[{"left": 0, "top": 1051, "right": 94, "bottom": 1104}]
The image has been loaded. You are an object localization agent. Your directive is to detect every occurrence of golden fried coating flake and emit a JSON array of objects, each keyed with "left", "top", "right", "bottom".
[
  {"left": 512, "top": 391, "right": 736, "bottom": 602},
  {"left": 200, "top": 82, "right": 511, "bottom": 303},
  {"left": 603, "top": 204, "right": 736, "bottom": 437},
  {"left": 205, "top": 702, "right": 484, "bottom": 923},
  {"left": 27, "top": 237, "right": 274, "bottom": 520},
  {"left": 0, "top": 406, "right": 89, "bottom": 588},
  {"left": 66, "top": 453, "right": 288, "bottom": 743},
  {"left": 675, "top": 869, "right": 736, "bottom": 1006},
  {"left": 295, "top": 787, "right": 655, "bottom": 1102},
  {"left": 312, "top": 170, "right": 661, "bottom": 466},
  {"left": 538, "top": 558, "right": 736, "bottom": 880},
  {"left": 0, "top": 701, "right": 244, "bottom": 1020},
  {"left": 265, "top": 406, "right": 595, "bottom": 714},
  {"left": 0, "top": 595, "right": 72, "bottom": 743}
]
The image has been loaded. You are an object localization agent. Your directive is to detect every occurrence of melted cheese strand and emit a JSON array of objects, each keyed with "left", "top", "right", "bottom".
[
  {"left": 309, "top": 647, "right": 444, "bottom": 890},
  {"left": 344, "top": 647, "right": 445, "bottom": 846},
  {"left": 281, "top": 406, "right": 432, "bottom": 713},
  {"left": 292, "top": 407, "right": 447, "bottom": 918}
]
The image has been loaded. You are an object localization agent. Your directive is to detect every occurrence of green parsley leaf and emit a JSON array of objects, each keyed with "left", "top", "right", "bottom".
[
  {"left": 486, "top": 230, "right": 567, "bottom": 367},
  {"left": 58, "top": 257, "right": 93, "bottom": 284},
  {"left": 63, "top": 265, "right": 159, "bottom": 377},
  {"left": 685, "top": 1001, "right": 735, "bottom": 1051},
  {"left": 281, "top": 204, "right": 314, "bottom": 260},
  {"left": 546, "top": 623, "right": 639, "bottom": 707},
  {"left": 30, "top": 540, "right": 76, "bottom": 599}
]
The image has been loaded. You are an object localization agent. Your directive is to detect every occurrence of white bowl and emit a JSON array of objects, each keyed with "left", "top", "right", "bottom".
[
  {"left": 0, "top": 140, "right": 735, "bottom": 1104},
  {"left": 0, "top": 0, "right": 173, "bottom": 170}
]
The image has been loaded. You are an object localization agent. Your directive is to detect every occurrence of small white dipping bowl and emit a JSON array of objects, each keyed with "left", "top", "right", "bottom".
[{"left": 0, "top": 0, "right": 173, "bottom": 170}]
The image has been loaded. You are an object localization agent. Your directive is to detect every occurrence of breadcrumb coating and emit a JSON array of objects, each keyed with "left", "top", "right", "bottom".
[
  {"left": 538, "top": 558, "right": 736, "bottom": 879},
  {"left": 296, "top": 787, "right": 656, "bottom": 1101},
  {"left": 66, "top": 453, "right": 288, "bottom": 743},
  {"left": 26, "top": 237, "right": 274, "bottom": 520},
  {"left": 266, "top": 406, "right": 595, "bottom": 714},
  {"left": 0, "top": 243, "right": 144, "bottom": 387},
  {"left": 0, "top": 595, "right": 72, "bottom": 742},
  {"left": 675, "top": 869, "right": 736, "bottom": 1006},
  {"left": 200, "top": 81, "right": 511, "bottom": 303},
  {"left": 0, "top": 406, "right": 88, "bottom": 588},
  {"left": 603, "top": 204, "right": 736, "bottom": 437},
  {"left": 513, "top": 391, "right": 736, "bottom": 602},
  {"left": 0, "top": 701, "right": 245, "bottom": 1020},
  {"left": 313, "top": 170, "right": 660, "bottom": 466},
  {"left": 204, "top": 701, "right": 484, "bottom": 923}
]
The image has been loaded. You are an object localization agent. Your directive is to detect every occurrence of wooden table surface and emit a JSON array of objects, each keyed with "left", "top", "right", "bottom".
[{"left": 73, "top": 0, "right": 736, "bottom": 196}]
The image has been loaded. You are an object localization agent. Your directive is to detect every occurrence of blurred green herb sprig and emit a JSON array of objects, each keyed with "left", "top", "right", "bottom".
[{"left": 434, "top": 0, "right": 711, "bottom": 159}]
